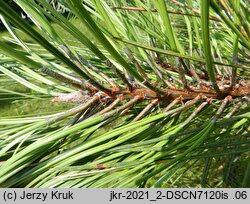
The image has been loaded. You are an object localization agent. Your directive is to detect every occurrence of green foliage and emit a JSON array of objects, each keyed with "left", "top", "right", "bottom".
[{"left": 0, "top": 0, "right": 249, "bottom": 187}]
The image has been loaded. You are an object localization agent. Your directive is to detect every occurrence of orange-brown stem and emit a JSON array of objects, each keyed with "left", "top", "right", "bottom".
[
  {"left": 111, "top": 6, "right": 221, "bottom": 22},
  {"left": 110, "top": 83, "right": 249, "bottom": 101}
]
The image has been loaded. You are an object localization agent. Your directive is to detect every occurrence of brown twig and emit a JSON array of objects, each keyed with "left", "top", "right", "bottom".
[
  {"left": 111, "top": 6, "right": 222, "bottom": 22},
  {"left": 169, "top": 0, "right": 221, "bottom": 22}
]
